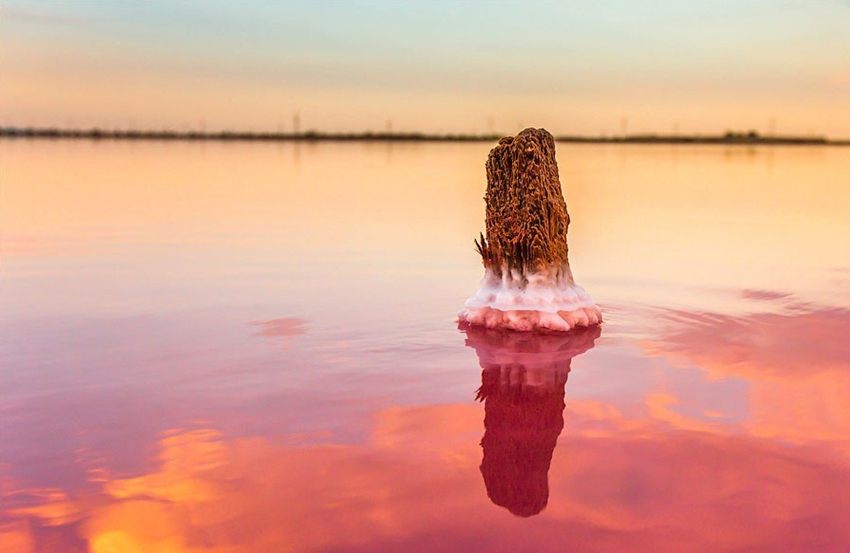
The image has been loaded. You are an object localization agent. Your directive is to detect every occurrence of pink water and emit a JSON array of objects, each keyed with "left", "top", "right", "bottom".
[{"left": 2, "top": 139, "right": 849, "bottom": 552}]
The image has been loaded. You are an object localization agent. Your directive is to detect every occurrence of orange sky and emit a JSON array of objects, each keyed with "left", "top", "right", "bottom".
[{"left": 2, "top": 1, "right": 849, "bottom": 137}]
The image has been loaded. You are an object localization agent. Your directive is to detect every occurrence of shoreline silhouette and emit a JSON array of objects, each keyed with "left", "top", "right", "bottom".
[{"left": 1, "top": 126, "right": 846, "bottom": 146}]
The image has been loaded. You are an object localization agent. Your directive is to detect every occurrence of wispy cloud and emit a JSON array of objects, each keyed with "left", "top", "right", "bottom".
[{"left": 0, "top": 7, "right": 85, "bottom": 26}]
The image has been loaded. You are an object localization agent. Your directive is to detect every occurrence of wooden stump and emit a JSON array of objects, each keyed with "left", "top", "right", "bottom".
[{"left": 476, "top": 128, "right": 572, "bottom": 281}]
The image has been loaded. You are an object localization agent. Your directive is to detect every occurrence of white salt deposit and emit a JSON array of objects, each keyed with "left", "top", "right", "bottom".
[{"left": 458, "top": 267, "right": 602, "bottom": 332}]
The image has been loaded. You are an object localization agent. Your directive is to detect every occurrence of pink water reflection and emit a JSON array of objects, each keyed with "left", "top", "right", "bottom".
[
  {"left": 4, "top": 398, "right": 850, "bottom": 551},
  {"left": 645, "top": 304, "right": 850, "bottom": 454},
  {"left": 5, "top": 308, "right": 850, "bottom": 552},
  {"left": 2, "top": 141, "right": 849, "bottom": 551}
]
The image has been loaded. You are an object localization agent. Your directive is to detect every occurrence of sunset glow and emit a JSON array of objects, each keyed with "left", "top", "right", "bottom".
[{"left": 2, "top": 1, "right": 849, "bottom": 137}]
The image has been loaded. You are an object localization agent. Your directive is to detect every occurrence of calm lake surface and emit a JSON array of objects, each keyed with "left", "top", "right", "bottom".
[{"left": 2, "top": 139, "right": 849, "bottom": 552}]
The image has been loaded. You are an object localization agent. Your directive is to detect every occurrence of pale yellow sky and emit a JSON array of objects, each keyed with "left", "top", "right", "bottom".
[{"left": 2, "top": 1, "right": 849, "bottom": 137}]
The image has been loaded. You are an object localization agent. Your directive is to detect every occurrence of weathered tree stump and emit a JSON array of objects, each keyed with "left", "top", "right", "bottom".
[
  {"left": 476, "top": 127, "right": 571, "bottom": 280},
  {"left": 459, "top": 128, "right": 601, "bottom": 332}
]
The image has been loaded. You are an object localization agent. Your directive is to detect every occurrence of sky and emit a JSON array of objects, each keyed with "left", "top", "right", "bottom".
[{"left": 2, "top": 0, "right": 849, "bottom": 137}]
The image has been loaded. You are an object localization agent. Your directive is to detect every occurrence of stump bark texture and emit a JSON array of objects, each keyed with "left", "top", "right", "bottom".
[{"left": 475, "top": 128, "right": 570, "bottom": 276}]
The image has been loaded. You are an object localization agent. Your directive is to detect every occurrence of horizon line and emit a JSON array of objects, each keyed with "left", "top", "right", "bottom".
[{"left": 1, "top": 126, "right": 847, "bottom": 146}]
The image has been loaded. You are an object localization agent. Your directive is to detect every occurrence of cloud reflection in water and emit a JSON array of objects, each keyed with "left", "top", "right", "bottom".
[{"left": 3, "top": 306, "right": 850, "bottom": 551}]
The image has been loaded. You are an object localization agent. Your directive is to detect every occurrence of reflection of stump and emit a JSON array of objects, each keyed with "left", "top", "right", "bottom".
[
  {"left": 463, "top": 325, "right": 601, "bottom": 517},
  {"left": 459, "top": 128, "right": 601, "bottom": 331},
  {"left": 478, "top": 367, "right": 567, "bottom": 517}
]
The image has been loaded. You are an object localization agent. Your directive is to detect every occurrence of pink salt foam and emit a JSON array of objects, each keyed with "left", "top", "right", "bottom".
[{"left": 458, "top": 269, "right": 601, "bottom": 332}]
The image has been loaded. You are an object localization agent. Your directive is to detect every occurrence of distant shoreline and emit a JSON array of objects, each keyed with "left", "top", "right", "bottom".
[{"left": 1, "top": 127, "right": 847, "bottom": 146}]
